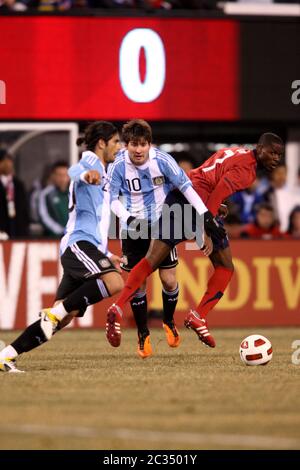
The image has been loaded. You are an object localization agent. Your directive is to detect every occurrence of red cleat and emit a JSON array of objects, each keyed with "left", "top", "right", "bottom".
[
  {"left": 184, "top": 310, "right": 216, "bottom": 348},
  {"left": 106, "top": 304, "right": 123, "bottom": 347}
]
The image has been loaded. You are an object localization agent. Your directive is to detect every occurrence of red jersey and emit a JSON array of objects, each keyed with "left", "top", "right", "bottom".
[{"left": 189, "top": 147, "right": 257, "bottom": 216}]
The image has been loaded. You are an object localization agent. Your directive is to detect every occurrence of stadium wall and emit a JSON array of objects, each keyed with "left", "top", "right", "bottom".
[{"left": 0, "top": 240, "right": 299, "bottom": 330}]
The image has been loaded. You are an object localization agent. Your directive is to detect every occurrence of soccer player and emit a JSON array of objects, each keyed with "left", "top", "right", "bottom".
[
  {"left": 106, "top": 133, "right": 284, "bottom": 349},
  {"left": 0, "top": 121, "right": 124, "bottom": 373},
  {"left": 109, "top": 119, "right": 187, "bottom": 358}
]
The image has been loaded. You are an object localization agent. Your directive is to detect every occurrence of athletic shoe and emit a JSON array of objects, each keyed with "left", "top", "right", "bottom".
[
  {"left": 184, "top": 310, "right": 216, "bottom": 348},
  {"left": 106, "top": 304, "right": 122, "bottom": 347},
  {"left": 0, "top": 358, "right": 24, "bottom": 373},
  {"left": 137, "top": 332, "right": 152, "bottom": 359},
  {"left": 39, "top": 308, "right": 59, "bottom": 340},
  {"left": 163, "top": 321, "right": 180, "bottom": 348}
]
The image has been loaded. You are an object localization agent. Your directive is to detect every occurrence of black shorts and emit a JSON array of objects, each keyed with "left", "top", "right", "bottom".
[
  {"left": 55, "top": 241, "right": 117, "bottom": 307},
  {"left": 155, "top": 190, "right": 229, "bottom": 252},
  {"left": 120, "top": 231, "right": 178, "bottom": 272}
]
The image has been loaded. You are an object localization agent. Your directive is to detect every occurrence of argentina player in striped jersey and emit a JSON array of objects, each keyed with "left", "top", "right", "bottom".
[
  {"left": 0, "top": 122, "right": 124, "bottom": 373},
  {"left": 106, "top": 119, "right": 214, "bottom": 353},
  {"left": 108, "top": 120, "right": 187, "bottom": 357}
]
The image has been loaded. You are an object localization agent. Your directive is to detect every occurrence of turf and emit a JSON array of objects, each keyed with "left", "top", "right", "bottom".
[{"left": 0, "top": 327, "right": 300, "bottom": 450}]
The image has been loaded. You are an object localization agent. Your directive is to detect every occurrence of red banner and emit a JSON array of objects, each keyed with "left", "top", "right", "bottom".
[
  {"left": 0, "top": 17, "right": 239, "bottom": 120},
  {"left": 0, "top": 240, "right": 299, "bottom": 330}
]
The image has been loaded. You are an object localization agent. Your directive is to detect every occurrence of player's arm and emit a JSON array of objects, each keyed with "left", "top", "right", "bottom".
[
  {"left": 206, "top": 166, "right": 253, "bottom": 216},
  {"left": 68, "top": 160, "right": 101, "bottom": 185},
  {"left": 108, "top": 160, "right": 132, "bottom": 223},
  {"left": 158, "top": 153, "right": 225, "bottom": 240},
  {"left": 158, "top": 154, "right": 208, "bottom": 217}
]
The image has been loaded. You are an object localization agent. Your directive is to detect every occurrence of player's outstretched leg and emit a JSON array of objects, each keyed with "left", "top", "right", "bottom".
[{"left": 0, "top": 319, "right": 51, "bottom": 373}]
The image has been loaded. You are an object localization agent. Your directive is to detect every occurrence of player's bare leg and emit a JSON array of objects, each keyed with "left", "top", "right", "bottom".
[
  {"left": 185, "top": 246, "right": 234, "bottom": 347},
  {"left": 1, "top": 273, "right": 123, "bottom": 372}
]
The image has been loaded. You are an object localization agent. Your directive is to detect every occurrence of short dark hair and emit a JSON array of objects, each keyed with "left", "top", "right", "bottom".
[
  {"left": 256, "top": 202, "right": 274, "bottom": 213},
  {"left": 76, "top": 121, "right": 118, "bottom": 151},
  {"left": 51, "top": 160, "right": 68, "bottom": 172},
  {"left": 258, "top": 133, "right": 283, "bottom": 147},
  {"left": 122, "top": 119, "right": 152, "bottom": 144}
]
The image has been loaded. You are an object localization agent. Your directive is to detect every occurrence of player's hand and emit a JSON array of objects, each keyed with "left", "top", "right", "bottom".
[
  {"left": 201, "top": 233, "right": 213, "bottom": 257},
  {"left": 204, "top": 210, "right": 227, "bottom": 241},
  {"left": 109, "top": 254, "right": 123, "bottom": 273},
  {"left": 126, "top": 216, "right": 146, "bottom": 231},
  {"left": 84, "top": 170, "right": 101, "bottom": 185},
  {"left": 218, "top": 204, "right": 229, "bottom": 219}
]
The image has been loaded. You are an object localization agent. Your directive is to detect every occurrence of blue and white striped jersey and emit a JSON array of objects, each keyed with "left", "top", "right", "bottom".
[
  {"left": 60, "top": 151, "right": 111, "bottom": 255},
  {"left": 108, "top": 147, "right": 191, "bottom": 227}
]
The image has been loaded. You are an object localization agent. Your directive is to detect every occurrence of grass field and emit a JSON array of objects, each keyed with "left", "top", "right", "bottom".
[{"left": 0, "top": 327, "right": 300, "bottom": 450}]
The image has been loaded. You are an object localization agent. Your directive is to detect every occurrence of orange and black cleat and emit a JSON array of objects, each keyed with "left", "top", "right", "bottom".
[
  {"left": 137, "top": 332, "right": 153, "bottom": 359},
  {"left": 163, "top": 321, "right": 180, "bottom": 348}
]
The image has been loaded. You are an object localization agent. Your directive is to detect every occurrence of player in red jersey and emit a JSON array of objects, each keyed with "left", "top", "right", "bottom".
[{"left": 106, "top": 133, "right": 284, "bottom": 349}]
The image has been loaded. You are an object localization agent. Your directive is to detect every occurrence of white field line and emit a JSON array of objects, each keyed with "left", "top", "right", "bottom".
[{"left": 0, "top": 425, "right": 300, "bottom": 449}]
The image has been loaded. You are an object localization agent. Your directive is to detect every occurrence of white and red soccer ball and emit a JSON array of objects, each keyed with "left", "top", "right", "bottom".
[{"left": 239, "top": 334, "right": 273, "bottom": 366}]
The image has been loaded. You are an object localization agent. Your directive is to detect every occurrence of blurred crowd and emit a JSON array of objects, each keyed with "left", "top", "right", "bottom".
[
  {"left": 0, "top": 0, "right": 218, "bottom": 12},
  {"left": 1, "top": 148, "right": 299, "bottom": 242},
  {"left": 1, "top": 0, "right": 298, "bottom": 12},
  {"left": 0, "top": 150, "right": 69, "bottom": 240}
]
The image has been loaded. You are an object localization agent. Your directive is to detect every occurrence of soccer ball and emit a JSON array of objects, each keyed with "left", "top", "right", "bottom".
[{"left": 239, "top": 334, "right": 273, "bottom": 366}]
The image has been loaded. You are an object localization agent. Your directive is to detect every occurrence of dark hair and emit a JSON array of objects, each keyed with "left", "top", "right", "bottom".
[
  {"left": 122, "top": 119, "right": 152, "bottom": 144},
  {"left": 287, "top": 205, "right": 300, "bottom": 234},
  {"left": 256, "top": 202, "right": 274, "bottom": 213},
  {"left": 76, "top": 121, "right": 118, "bottom": 151},
  {"left": 51, "top": 160, "right": 69, "bottom": 172},
  {"left": 255, "top": 202, "right": 277, "bottom": 229},
  {"left": 258, "top": 133, "right": 284, "bottom": 147}
]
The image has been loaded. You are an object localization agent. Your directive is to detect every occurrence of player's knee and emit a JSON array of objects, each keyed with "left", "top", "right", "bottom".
[
  {"left": 220, "top": 260, "right": 234, "bottom": 271},
  {"left": 106, "top": 274, "right": 124, "bottom": 296},
  {"left": 226, "top": 258, "right": 235, "bottom": 271},
  {"left": 145, "top": 252, "right": 159, "bottom": 269},
  {"left": 160, "top": 273, "right": 177, "bottom": 292}
]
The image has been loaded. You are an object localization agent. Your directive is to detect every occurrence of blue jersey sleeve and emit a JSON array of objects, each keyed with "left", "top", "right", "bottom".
[
  {"left": 68, "top": 156, "right": 103, "bottom": 182},
  {"left": 108, "top": 159, "right": 125, "bottom": 202},
  {"left": 156, "top": 152, "right": 191, "bottom": 192}
]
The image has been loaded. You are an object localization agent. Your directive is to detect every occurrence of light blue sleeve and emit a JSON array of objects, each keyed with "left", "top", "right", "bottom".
[
  {"left": 68, "top": 159, "right": 102, "bottom": 182},
  {"left": 108, "top": 160, "right": 124, "bottom": 202},
  {"left": 157, "top": 153, "right": 192, "bottom": 192}
]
